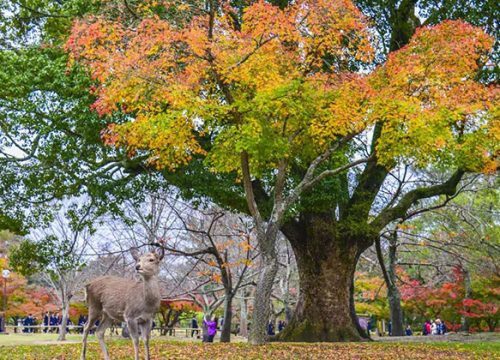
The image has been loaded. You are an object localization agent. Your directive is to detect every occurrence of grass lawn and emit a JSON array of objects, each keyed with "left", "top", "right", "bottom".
[
  {"left": 0, "top": 333, "right": 84, "bottom": 346},
  {"left": 0, "top": 336, "right": 499, "bottom": 360}
]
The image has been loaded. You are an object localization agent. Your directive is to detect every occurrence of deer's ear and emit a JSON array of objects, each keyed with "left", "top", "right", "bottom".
[
  {"left": 156, "top": 246, "right": 165, "bottom": 261},
  {"left": 130, "top": 247, "right": 141, "bottom": 261}
]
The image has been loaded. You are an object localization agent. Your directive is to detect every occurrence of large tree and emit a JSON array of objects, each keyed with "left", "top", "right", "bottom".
[
  {"left": 66, "top": 0, "right": 497, "bottom": 343},
  {"left": 1, "top": 0, "right": 498, "bottom": 343}
]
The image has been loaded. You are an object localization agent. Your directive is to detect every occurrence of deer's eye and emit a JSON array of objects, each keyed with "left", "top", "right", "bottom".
[{"left": 149, "top": 259, "right": 155, "bottom": 262}]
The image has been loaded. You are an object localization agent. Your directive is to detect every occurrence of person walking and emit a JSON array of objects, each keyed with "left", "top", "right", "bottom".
[
  {"left": 43, "top": 312, "right": 50, "bottom": 333},
  {"left": 191, "top": 316, "right": 199, "bottom": 338},
  {"left": 49, "top": 313, "right": 57, "bottom": 333},
  {"left": 28, "top": 314, "right": 35, "bottom": 333}
]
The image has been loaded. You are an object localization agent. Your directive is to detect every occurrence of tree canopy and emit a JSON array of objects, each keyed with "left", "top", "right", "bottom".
[{"left": 67, "top": 2, "right": 497, "bottom": 179}]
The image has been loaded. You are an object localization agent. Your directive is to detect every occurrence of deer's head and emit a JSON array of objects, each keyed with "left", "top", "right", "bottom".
[{"left": 130, "top": 246, "right": 164, "bottom": 278}]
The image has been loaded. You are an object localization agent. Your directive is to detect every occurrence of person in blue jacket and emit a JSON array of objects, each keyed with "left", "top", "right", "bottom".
[
  {"left": 405, "top": 325, "right": 413, "bottom": 336},
  {"left": 78, "top": 315, "right": 86, "bottom": 334},
  {"left": 267, "top": 320, "right": 275, "bottom": 336},
  {"left": 191, "top": 316, "right": 199, "bottom": 338},
  {"left": 43, "top": 312, "right": 50, "bottom": 333},
  {"left": 278, "top": 320, "right": 286, "bottom": 332},
  {"left": 50, "top": 313, "right": 58, "bottom": 333}
]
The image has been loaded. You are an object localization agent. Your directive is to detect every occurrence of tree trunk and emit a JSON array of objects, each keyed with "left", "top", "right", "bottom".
[
  {"left": 281, "top": 256, "right": 293, "bottom": 324},
  {"left": 349, "top": 256, "right": 370, "bottom": 340},
  {"left": 220, "top": 292, "right": 233, "bottom": 342},
  {"left": 387, "top": 287, "right": 404, "bottom": 336},
  {"left": 248, "top": 249, "right": 279, "bottom": 344},
  {"left": 202, "top": 314, "right": 209, "bottom": 341},
  {"left": 487, "top": 320, "right": 497, "bottom": 332},
  {"left": 461, "top": 267, "right": 472, "bottom": 333},
  {"left": 387, "top": 241, "right": 404, "bottom": 336},
  {"left": 278, "top": 216, "right": 367, "bottom": 342},
  {"left": 239, "top": 290, "right": 249, "bottom": 338},
  {"left": 57, "top": 302, "right": 69, "bottom": 341}
]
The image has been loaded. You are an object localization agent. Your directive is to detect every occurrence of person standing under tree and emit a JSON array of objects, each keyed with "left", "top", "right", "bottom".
[
  {"left": 278, "top": 320, "right": 286, "bottom": 332},
  {"left": 191, "top": 316, "right": 199, "bottom": 338},
  {"left": 267, "top": 320, "right": 275, "bottom": 336},
  {"left": 203, "top": 316, "right": 218, "bottom": 343}
]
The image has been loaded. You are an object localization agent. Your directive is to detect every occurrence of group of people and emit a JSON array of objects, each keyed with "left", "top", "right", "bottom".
[
  {"left": 191, "top": 315, "right": 217, "bottom": 341},
  {"left": 267, "top": 320, "right": 286, "bottom": 336},
  {"left": 17, "top": 312, "right": 91, "bottom": 333},
  {"left": 423, "top": 319, "right": 447, "bottom": 335},
  {"left": 19, "top": 314, "right": 37, "bottom": 333},
  {"left": 191, "top": 315, "right": 287, "bottom": 341},
  {"left": 368, "top": 319, "right": 447, "bottom": 336},
  {"left": 17, "top": 312, "right": 66, "bottom": 333},
  {"left": 42, "top": 312, "right": 74, "bottom": 333}
]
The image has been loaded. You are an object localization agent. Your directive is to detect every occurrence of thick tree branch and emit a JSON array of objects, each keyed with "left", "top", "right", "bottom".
[
  {"left": 240, "top": 151, "right": 263, "bottom": 226},
  {"left": 282, "top": 155, "right": 372, "bottom": 217},
  {"left": 123, "top": 0, "right": 140, "bottom": 20},
  {"left": 269, "top": 158, "right": 288, "bottom": 223},
  {"left": 375, "top": 234, "right": 393, "bottom": 289},
  {"left": 343, "top": 122, "right": 390, "bottom": 223},
  {"left": 277, "top": 133, "right": 364, "bottom": 219},
  {"left": 372, "top": 169, "right": 465, "bottom": 230}
]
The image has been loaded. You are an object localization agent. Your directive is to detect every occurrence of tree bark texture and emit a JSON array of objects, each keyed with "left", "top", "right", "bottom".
[
  {"left": 220, "top": 292, "right": 234, "bottom": 342},
  {"left": 387, "top": 240, "right": 404, "bottom": 336},
  {"left": 279, "top": 215, "right": 371, "bottom": 342},
  {"left": 461, "top": 267, "right": 472, "bottom": 333},
  {"left": 248, "top": 244, "right": 279, "bottom": 344},
  {"left": 239, "top": 290, "right": 249, "bottom": 338},
  {"left": 57, "top": 302, "right": 69, "bottom": 341}
]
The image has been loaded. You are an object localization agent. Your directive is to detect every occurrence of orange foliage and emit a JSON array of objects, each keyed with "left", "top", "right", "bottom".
[
  {"left": 161, "top": 299, "right": 201, "bottom": 313},
  {"left": 65, "top": 0, "right": 373, "bottom": 170},
  {"left": 370, "top": 20, "right": 498, "bottom": 170},
  {"left": 0, "top": 258, "right": 58, "bottom": 319},
  {"left": 66, "top": 2, "right": 498, "bottom": 174}
]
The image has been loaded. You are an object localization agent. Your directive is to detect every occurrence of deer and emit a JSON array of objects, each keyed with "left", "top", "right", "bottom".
[{"left": 81, "top": 245, "right": 164, "bottom": 360}]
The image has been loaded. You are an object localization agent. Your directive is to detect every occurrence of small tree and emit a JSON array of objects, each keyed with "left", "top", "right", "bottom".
[
  {"left": 9, "top": 215, "right": 92, "bottom": 340},
  {"left": 110, "top": 192, "right": 258, "bottom": 342}
]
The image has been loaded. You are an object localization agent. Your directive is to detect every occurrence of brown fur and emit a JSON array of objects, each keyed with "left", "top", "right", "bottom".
[{"left": 81, "top": 249, "right": 164, "bottom": 360}]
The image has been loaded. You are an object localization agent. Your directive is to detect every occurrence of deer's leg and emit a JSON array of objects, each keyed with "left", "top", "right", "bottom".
[
  {"left": 81, "top": 312, "right": 101, "bottom": 360},
  {"left": 127, "top": 319, "right": 140, "bottom": 360},
  {"left": 95, "top": 315, "right": 113, "bottom": 360},
  {"left": 139, "top": 320, "right": 152, "bottom": 360}
]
